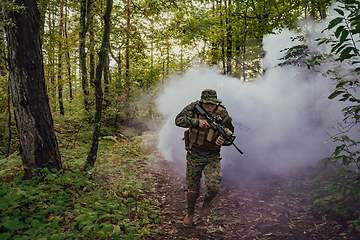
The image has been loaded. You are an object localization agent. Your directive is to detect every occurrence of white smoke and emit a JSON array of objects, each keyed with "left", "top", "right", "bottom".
[{"left": 155, "top": 6, "right": 359, "bottom": 179}]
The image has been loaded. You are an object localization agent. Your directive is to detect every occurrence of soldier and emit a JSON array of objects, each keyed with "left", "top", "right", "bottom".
[{"left": 175, "top": 89, "right": 235, "bottom": 227}]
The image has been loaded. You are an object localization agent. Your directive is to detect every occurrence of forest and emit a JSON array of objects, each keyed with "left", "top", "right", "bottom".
[{"left": 0, "top": 0, "right": 359, "bottom": 239}]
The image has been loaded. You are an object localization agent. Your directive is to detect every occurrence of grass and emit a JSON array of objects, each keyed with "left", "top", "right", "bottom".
[{"left": 0, "top": 114, "right": 162, "bottom": 240}]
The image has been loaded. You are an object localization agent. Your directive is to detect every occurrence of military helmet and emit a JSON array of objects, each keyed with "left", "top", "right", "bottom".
[{"left": 199, "top": 89, "right": 220, "bottom": 105}]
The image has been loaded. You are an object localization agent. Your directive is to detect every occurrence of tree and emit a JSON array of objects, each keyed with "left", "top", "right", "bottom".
[
  {"left": 79, "top": 0, "right": 92, "bottom": 112},
  {"left": 86, "top": 0, "right": 113, "bottom": 168},
  {"left": 4, "top": 0, "right": 62, "bottom": 178},
  {"left": 58, "top": 0, "right": 65, "bottom": 115},
  {"left": 320, "top": 0, "right": 360, "bottom": 170}
]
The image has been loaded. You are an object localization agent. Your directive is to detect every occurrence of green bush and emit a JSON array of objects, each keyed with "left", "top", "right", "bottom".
[{"left": 0, "top": 140, "right": 161, "bottom": 240}]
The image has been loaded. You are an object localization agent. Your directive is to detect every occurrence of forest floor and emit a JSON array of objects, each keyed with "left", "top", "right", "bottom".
[{"left": 138, "top": 132, "right": 360, "bottom": 240}]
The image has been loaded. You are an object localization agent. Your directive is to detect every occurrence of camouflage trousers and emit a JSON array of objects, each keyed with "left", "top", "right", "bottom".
[{"left": 185, "top": 147, "right": 222, "bottom": 214}]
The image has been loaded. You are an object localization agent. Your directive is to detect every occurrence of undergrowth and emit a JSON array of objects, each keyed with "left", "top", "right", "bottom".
[
  {"left": 0, "top": 115, "right": 162, "bottom": 240},
  {"left": 305, "top": 164, "right": 360, "bottom": 234}
]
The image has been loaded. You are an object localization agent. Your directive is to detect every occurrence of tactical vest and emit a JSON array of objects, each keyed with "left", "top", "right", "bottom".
[{"left": 184, "top": 105, "right": 227, "bottom": 151}]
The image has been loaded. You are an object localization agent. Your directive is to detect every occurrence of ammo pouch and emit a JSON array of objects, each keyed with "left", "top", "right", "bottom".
[{"left": 186, "top": 127, "right": 220, "bottom": 151}]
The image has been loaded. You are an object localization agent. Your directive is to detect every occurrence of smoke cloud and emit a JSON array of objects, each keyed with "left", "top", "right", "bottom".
[{"left": 155, "top": 6, "right": 359, "bottom": 180}]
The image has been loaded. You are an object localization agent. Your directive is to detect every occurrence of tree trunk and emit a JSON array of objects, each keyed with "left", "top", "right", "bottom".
[
  {"left": 118, "top": 50, "right": 122, "bottom": 78},
  {"left": 5, "top": 0, "right": 62, "bottom": 178},
  {"left": 226, "top": 0, "right": 232, "bottom": 76},
  {"left": 79, "top": 0, "right": 91, "bottom": 112},
  {"left": 5, "top": 75, "right": 11, "bottom": 158},
  {"left": 49, "top": 12, "right": 56, "bottom": 111},
  {"left": 104, "top": 52, "right": 110, "bottom": 95},
  {"left": 89, "top": 9, "right": 95, "bottom": 86},
  {"left": 90, "top": 30, "right": 95, "bottom": 86},
  {"left": 58, "top": 0, "right": 65, "bottom": 115},
  {"left": 125, "top": 0, "right": 130, "bottom": 81},
  {"left": 64, "top": 5, "right": 73, "bottom": 102},
  {"left": 86, "top": 0, "right": 113, "bottom": 168},
  {"left": 243, "top": 1, "right": 249, "bottom": 82}
]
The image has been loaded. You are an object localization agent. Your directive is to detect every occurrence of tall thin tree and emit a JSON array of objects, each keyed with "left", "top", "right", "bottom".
[
  {"left": 79, "top": 0, "right": 92, "bottom": 112},
  {"left": 58, "top": 0, "right": 65, "bottom": 115},
  {"left": 86, "top": 0, "right": 113, "bottom": 168}
]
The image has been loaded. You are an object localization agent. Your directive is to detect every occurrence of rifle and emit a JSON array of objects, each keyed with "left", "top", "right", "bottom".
[{"left": 194, "top": 103, "right": 243, "bottom": 154}]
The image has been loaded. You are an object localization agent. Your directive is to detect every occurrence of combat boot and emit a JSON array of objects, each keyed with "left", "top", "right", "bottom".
[
  {"left": 202, "top": 189, "right": 218, "bottom": 215},
  {"left": 183, "top": 214, "right": 194, "bottom": 227},
  {"left": 201, "top": 201, "right": 211, "bottom": 215},
  {"left": 183, "top": 190, "right": 199, "bottom": 227}
]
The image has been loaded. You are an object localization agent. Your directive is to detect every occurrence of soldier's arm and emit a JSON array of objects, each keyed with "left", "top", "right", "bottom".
[{"left": 175, "top": 102, "right": 199, "bottom": 128}]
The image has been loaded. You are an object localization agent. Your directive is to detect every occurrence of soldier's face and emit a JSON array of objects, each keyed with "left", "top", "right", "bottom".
[{"left": 202, "top": 103, "right": 216, "bottom": 115}]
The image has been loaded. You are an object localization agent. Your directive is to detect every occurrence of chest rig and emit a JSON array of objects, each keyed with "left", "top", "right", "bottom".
[{"left": 184, "top": 104, "right": 226, "bottom": 151}]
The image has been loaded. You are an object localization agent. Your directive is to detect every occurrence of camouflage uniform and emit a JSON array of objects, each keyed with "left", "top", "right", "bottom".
[{"left": 175, "top": 89, "right": 234, "bottom": 216}]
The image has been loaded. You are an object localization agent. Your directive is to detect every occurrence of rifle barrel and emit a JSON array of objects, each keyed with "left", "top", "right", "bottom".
[{"left": 233, "top": 143, "right": 244, "bottom": 154}]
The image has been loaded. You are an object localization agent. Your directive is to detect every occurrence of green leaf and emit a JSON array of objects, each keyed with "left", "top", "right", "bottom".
[
  {"left": 328, "top": 90, "right": 344, "bottom": 99},
  {"left": 345, "top": 0, "right": 356, "bottom": 4},
  {"left": 74, "top": 215, "right": 85, "bottom": 222},
  {"left": 102, "top": 224, "right": 114, "bottom": 235},
  {"left": 96, "top": 231, "right": 106, "bottom": 239},
  {"left": 111, "top": 233, "right": 120, "bottom": 240},
  {"left": 82, "top": 225, "right": 92, "bottom": 235},
  {"left": 340, "top": 29, "right": 349, "bottom": 44},
  {"left": 335, "top": 26, "right": 345, "bottom": 38},
  {"left": 328, "top": 17, "right": 344, "bottom": 30},
  {"left": 331, "top": 42, "right": 344, "bottom": 53},
  {"left": 339, "top": 47, "right": 355, "bottom": 61},
  {"left": 12, "top": 209, "right": 20, "bottom": 216},
  {"left": 340, "top": 93, "right": 352, "bottom": 101},
  {"left": 31, "top": 219, "right": 41, "bottom": 228},
  {"left": 0, "top": 233, "right": 11, "bottom": 240},
  {"left": 350, "top": 29, "right": 360, "bottom": 35},
  {"left": 90, "top": 231, "right": 98, "bottom": 240},
  {"left": 333, "top": 145, "right": 345, "bottom": 156},
  {"left": 51, "top": 235, "right": 60, "bottom": 240},
  {"left": 0, "top": 202, "right": 8, "bottom": 211},
  {"left": 0, "top": 186, "right": 7, "bottom": 196},
  {"left": 25, "top": 228, "right": 37, "bottom": 235},
  {"left": 335, "top": 81, "right": 347, "bottom": 88},
  {"left": 342, "top": 155, "right": 350, "bottom": 165},
  {"left": 341, "top": 135, "right": 350, "bottom": 142},
  {"left": 334, "top": 8, "right": 345, "bottom": 16},
  {"left": 335, "top": 44, "right": 348, "bottom": 55}
]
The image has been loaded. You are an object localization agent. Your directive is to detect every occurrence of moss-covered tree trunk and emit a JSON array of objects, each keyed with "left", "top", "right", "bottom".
[
  {"left": 86, "top": 0, "right": 113, "bottom": 168},
  {"left": 5, "top": 0, "right": 62, "bottom": 178}
]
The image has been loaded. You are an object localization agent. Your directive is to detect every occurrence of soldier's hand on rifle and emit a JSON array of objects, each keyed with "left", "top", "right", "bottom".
[
  {"left": 215, "top": 136, "right": 225, "bottom": 146},
  {"left": 199, "top": 119, "right": 210, "bottom": 129}
]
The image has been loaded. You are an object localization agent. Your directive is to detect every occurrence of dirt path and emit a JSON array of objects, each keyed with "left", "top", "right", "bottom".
[{"left": 139, "top": 133, "right": 359, "bottom": 240}]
